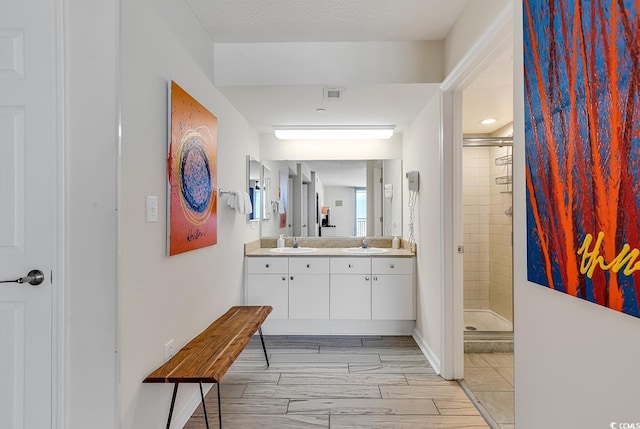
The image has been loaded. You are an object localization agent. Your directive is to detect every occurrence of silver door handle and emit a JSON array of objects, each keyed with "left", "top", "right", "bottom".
[{"left": 1, "top": 269, "right": 45, "bottom": 286}]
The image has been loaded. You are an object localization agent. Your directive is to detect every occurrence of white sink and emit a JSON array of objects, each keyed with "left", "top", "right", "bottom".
[
  {"left": 269, "top": 247, "right": 318, "bottom": 254},
  {"left": 342, "top": 247, "right": 390, "bottom": 254}
]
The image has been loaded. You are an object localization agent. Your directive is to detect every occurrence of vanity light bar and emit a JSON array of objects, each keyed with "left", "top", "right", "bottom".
[{"left": 274, "top": 125, "right": 395, "bottom": 140}]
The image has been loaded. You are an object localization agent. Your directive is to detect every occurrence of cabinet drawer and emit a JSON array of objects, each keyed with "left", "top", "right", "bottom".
[
  {"left": 247, "top": 257, "right": 288, "bottom": 274},
  {"left": 371, "top": 257, "right": 413, "bottom": 275},
  {"left": 330, "top": 257, "right": 371, "bottom": 274},
  {"left": 289, "top": 257, "right": 330, "bottom": 274}
]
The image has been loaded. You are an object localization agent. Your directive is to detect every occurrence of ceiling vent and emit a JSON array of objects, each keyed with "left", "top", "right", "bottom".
[{"left": 323, "top": 87, "right": 343, "bottom": 100}]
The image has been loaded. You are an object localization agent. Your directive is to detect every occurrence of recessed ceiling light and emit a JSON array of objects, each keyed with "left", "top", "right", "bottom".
[
  {"left": 480, "top": 118, "right": 498, "bottom": 125},
  {"left": 273, "top": 125, "right": 395, "bottom": 140}
]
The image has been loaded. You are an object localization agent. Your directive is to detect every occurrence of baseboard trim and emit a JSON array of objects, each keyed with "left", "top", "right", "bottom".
[{"left": 412, "top": 328, "right": 441, "bottom": 375}]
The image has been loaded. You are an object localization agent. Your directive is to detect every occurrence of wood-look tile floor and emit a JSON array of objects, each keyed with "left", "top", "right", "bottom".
[{"left": 184, "top": 336, "right": 489, "bottom": 429}]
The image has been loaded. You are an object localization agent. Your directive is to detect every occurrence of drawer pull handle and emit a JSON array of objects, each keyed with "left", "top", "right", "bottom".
[
  {"left": 365, "top": 276, "right": 370, "bottom": 281},
  {"left": 306, "top": 264, "right": 311, "bottom": 268},
  {"left": 348, "top": 264, "right": 353, "bottom": 268},
  {"left": 265, "top": 264, "right": 270, "bottom": 268},
  {"left": 290, "top": 276, "right": 294, "bottom": 280},
  {"left": 282, "top": 276, "right": 286, "bottom": 281},
  {"left": 373, "top": 276, "right": 378, "bottom": 281},
  {"left": 390, "top": 264, "right": 395, "bottom": 269}
]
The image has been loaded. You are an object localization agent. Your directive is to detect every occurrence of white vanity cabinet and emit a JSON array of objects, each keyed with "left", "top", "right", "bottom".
[
  {"left": 246, "top": 257, "right": 289, "bottom": 319},
  {"left": 371, "top": 257, "right": 415, "bottom": 320},
  {"left": 246, "top": 254, "right": 415, "bottom": 333},
  {"left": 288, "top": 257, "right": 330, "bottom": 319},
  {"left": 329, "top": 257, "right": 372, "bottom": 319}
]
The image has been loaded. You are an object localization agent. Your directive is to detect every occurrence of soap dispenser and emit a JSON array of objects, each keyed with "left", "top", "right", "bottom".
[
  {"left": 392, "top": 236, "right": 399, "bottom": 249},
  {"left": 277, "top": 234, "right": 285, "bottom": 248}
]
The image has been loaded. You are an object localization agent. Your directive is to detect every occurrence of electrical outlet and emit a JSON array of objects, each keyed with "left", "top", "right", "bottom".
[{"left": 164, "top": 339, "right": 175, "bottom": 361}]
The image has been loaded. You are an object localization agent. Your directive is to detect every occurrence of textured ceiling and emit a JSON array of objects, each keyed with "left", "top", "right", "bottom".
[{"left": 186, "top": 0, "right": 470, "bottom": 43}]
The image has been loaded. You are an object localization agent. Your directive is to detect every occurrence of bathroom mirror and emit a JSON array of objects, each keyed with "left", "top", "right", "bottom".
[
  {"left": 247, "top": 156, "right": 262, "bottom": 221},
  {"left": 260, "top": 159, "right": 402, "bottom": 238}
]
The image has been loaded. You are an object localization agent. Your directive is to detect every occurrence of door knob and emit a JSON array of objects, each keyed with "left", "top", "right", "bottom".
[{"left": 1, "top": 269, "right": 45, "bottom": 286}]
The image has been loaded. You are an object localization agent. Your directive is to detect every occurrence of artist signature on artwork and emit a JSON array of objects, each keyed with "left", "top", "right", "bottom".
[
  {"left": 186, "top": 228, "right": 206, "bottom": 242},
  {"left": 578, "top": 232, "right": 640, "bottom": 278}
]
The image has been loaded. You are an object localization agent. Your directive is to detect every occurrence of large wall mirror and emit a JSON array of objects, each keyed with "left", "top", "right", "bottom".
[{"left": 260, "top": 159, "right": 402, "bottom": 238}]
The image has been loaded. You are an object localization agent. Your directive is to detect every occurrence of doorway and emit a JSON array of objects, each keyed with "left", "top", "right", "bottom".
[{"left": 462, "top": 140, "right": 513, "bottom": 350}]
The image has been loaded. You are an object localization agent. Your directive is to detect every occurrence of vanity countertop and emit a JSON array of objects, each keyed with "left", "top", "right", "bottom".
[{"left": 244, "top": 247, "right": 415, "bottom": 257}]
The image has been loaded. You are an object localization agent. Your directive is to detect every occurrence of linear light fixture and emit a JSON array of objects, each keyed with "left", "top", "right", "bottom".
[{"left": 274, "top": 125, "right": 395, "bottom": 140}]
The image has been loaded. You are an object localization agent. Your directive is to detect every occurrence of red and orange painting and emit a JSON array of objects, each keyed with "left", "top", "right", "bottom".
[
  {"left": 167, "top": 81, "right": 217, "bottom": 256},
  {"left": 524, "top": 0, "right": 640, "bottom": 318}
]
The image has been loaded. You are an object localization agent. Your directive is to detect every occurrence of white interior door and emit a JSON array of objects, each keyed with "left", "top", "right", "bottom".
[{"left": 0, "top": 0, "right": 59, "bottom": 427}]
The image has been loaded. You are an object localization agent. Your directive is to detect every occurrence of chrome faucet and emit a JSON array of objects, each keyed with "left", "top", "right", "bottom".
[
  {"left": 293, "top": 237, "right": 299, "bottom": 248},
  {"left": 361, "top": 237, "right": 368, "bottom": 248}
]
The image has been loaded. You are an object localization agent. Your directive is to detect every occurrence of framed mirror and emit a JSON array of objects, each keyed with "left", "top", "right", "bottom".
[
  {"left": 247, "top": 156, "right": 262, "bottom": 221},
  {"left": 260, "top": 159, "right": 402, "bottom": 238}
]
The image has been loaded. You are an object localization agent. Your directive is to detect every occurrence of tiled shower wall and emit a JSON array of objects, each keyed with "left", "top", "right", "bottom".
[
  {"left": 463, "top": 148, "right": 491, "bottom": 310},
  {"left": 463, "top": 146, "right": 514, "bottom": 323},
  {"left": 489, "top": 146, "right": 513, "bottom": 323}
]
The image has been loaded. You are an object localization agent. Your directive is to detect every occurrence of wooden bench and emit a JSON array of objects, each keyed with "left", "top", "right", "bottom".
[{"left": 144, "top": 305, "right": 273, "bottom": 429}]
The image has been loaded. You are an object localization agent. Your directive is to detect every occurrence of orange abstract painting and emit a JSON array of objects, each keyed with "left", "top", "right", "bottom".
[{"left": 167, "top": 81, "right": 218, "bottom": 255}]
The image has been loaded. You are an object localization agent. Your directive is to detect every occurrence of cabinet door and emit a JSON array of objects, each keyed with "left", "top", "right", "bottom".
[
  {"left": 330, "top": 275, "right": 371, "bottom": 319},
  {"left": 371, "top": 275, "right": 415, "bottom": 320},
  {"left": 289, "top": 274, "right": 329, "bottom": 319},
  {"left": 247, "top": 274, "right": 289, "bottom": 319}
]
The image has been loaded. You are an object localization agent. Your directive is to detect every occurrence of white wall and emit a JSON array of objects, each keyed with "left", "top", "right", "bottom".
[
  {"left": 324, "top": 187, "right": 356, "bottom": 236},
  {"left": 443, "top": 0, "right": 510, "bottom": 75},
  {"left": 513, "top": 1, "right": 640, "bottom": 426},
  {"left": 403, "top": 93, "right": 444, "bottom": 370},
  {"left": 215, "top": 42, "right": 444, "bottom": 86},
  {"left": 118, "top": 0, "right": 259, "bottom": 427},
  {"left": 65, "top": 0, "right": 118, "bottom": 427}
]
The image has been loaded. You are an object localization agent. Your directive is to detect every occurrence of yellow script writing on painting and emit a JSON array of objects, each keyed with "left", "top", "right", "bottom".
[{"left": 577, "top": 232, "right": 640, "bottom": 278}]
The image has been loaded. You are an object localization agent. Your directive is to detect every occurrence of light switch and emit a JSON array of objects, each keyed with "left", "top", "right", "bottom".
[{"left": 146, "top": 196, "right": 158, "bottom": 223}]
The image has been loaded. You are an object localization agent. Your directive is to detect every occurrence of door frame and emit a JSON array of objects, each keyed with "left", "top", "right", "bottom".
[
  {"left": 439, "top": 2, "right": 514, "bottom": 380},
  {"left": 52, "top": 0, "right": 65, "bottom": 427}
]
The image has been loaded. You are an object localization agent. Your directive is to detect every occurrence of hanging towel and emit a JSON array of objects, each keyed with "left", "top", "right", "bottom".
[
  {"left": 244, "top": 191, "right": 253, "bottom": 215},
  {"left": 233, "top": 190, "right": 253, "bottom": 214},
  {"left": 234, "top": 190, "right": 245, "bottom": 214},
  {"left": 225, "top": 192, "right": 237, "bottom": 210}
]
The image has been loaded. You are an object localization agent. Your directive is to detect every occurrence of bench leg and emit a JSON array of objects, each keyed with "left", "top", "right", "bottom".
[
  {"left": 259, "top": 327, "right": 269, "bottom": 367},
  {"left": 217, "top": 383, "right": 222, "bottom": 428},
  {"left": 166, "top": 383, "right": 179, "bottom": 429},
  {"left": 199, "top": 383, "right": 210, "bottom": 429}
]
